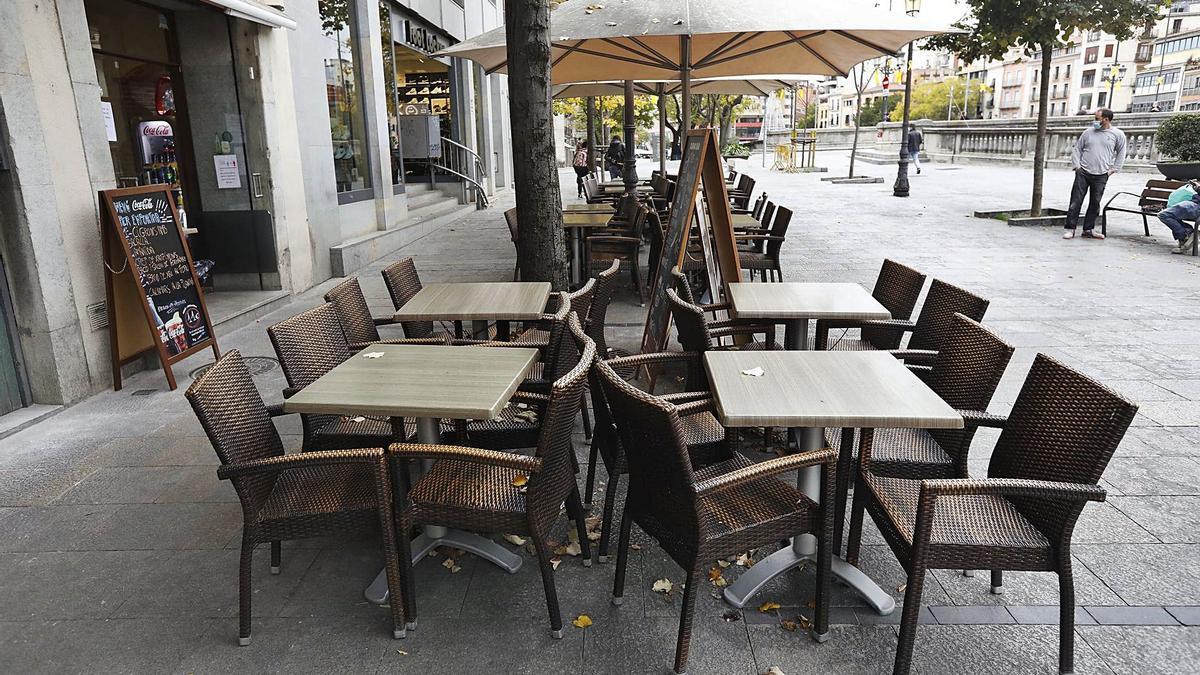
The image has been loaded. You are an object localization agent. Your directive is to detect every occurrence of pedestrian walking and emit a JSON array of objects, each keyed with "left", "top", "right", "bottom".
[
  {"left": 571, "top": 140, "right": 589, "bottom": 198},
  {"left": 908, "top": 126, "right": 924, "bottom": 174},
  {"left": 1157, "top": 180, "right": 1200, "bottom": 254},
  {"left": 1064, "top": 108, "right": 1127, "bottom": 240},
  {"left": 604, "top": 136, "right": 625, "bottom": 181}
]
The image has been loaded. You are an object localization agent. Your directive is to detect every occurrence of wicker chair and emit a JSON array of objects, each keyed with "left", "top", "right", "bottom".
[
  {"left": 324, "top": 276, "right": 442, "bottom": 352},
  {"left": 846, "top": 354, "right": 1138, "bottom": 675},
  {"left": 504, "top": 208, "right": 520, "bottom": 281},
  {"left": 267, "top": 303, "right": 443, "bottom": 450},
  {"left": 667, "top": 287, "right": 780, "bottom": 352},
  {"left": 185, "top": 350, "right": 406, "bottom": 644},
  {"left": 838, "top": 314, "right": 1014, "bottom": 553},
  {"left": 815, "top": 259, "right": 927, "bottom": 351},
  {"left": 585, "top": 202, "right": 649, "bottom": 305},
  {"left": 584, "top": 347, "right": 728, "bottom": 562},
  {"left": 738, "top": 205, "right": 792, "bottom": 282},
  {"left": 596, "top": 357, "right": 836, "bottom": 674},
  {"left": 380, "top": 257, "right": 439, "bottom": 339},
  {"left": 389, "top": 314, "right": 596, "bottom": 639},
  {"left": 862, "top": 278, "right": 991, "bottom": 368}
]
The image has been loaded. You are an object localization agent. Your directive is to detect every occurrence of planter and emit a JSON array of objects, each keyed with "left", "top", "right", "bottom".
[
  {"left": 1155, "top": 162, "right": 1200, "bottom": 180},
  {"left": 974, "top": 208, "right": 1069, "bottom": 227}
]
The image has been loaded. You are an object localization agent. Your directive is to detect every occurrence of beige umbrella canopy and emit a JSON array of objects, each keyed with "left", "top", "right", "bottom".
[
  {"left": 438, "top": 0, "right": 954, "bottom": 82},
  {"left": 552, "top": 77, "right": 813, "bottom": 100}
]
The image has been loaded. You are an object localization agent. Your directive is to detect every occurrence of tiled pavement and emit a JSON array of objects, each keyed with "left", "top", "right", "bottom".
[{"left": 1, "top": 152, "right": 1199, "bottom": 673}]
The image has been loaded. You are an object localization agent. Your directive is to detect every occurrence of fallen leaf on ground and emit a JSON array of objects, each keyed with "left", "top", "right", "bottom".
[
  {"left": 551, "top": 557, "right": 562, "bottom": 570},
  {"left": 572, "top": 614, "right": 593, "bottom": 629},
  {"left": 512, "top": 474, "right": 528, "bottom": 487},
  {"left": 798, "top": 616, "right": 813, "bottom": 630},
  {"left": 652, "top": 578, "right": 674, "bottom": 594},
  {"left": 716, "top": 559, "right": 730, "bottom": 568},
  {"left": 806, "top": 599, "right": 816, "bottom": 609},
  {"left": 396, "top": 649, "right": 408, "bottom": 655},
  {"left": 758, "top": 601, "right": 781, "bottom": 613},
  {"left": 736, "top": 553, "right": 754, "bottom": 568},
  {"left": 897, "top": 583, "right": 907, "bottom": 593},
  {"left": 553, "top": 541, "right": 582, "bottom": 557},
  {"left": 779, "top": 618, "right": 798, "bottom": 632},
  {"left": 630, "top": 543, "right": 642, "bottom": 551},
  {"left": 503, "top": 534, "right": 527, "bottom": 546},
  {"left": 765, "top": 667, "right": 786, "bottom": 675},
  {"left": 722, "top": 609, "right": 742, "bottom": 622}
]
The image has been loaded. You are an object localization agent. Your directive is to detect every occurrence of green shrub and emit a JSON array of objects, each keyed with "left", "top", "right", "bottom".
[
  {"left": 1157, "top": 113, "right": 1200, "bottom": 162},
  {"left": 722, "top": 141, "right": 750, "bottom": 157}
]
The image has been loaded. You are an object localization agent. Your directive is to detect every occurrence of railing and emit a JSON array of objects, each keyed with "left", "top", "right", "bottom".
[{"left": 433, "top": 137, "right": 490, "bottom": 210}]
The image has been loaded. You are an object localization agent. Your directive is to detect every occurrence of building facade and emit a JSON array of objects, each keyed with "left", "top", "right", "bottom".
[{"left": 0, "top": 0, "right": 512, "bottom": 414}]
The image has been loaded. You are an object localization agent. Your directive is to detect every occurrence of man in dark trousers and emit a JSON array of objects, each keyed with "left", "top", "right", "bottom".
[
  {"left": 908, "top": 126, "right": 923, "bottom": 174},
  {"left": 604, "top": 136, "right": 625, "bottom": 181},
  {"left": 1064, "top": 108, "right": 1127, "bottom": 240}
]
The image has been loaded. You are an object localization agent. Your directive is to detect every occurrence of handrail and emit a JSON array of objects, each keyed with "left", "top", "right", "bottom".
[{"left": 433, "top": 137, "right": 490, "bottom": 209}]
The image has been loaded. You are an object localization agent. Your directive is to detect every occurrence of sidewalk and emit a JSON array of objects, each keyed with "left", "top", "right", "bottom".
[{"left": 0, "top": 154, "right": 1197, "bottom": 673}]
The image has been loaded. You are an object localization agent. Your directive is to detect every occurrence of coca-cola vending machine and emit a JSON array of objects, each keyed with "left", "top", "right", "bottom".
[{"left": 136, "top": 120, "right": 187, "bottom": 227}]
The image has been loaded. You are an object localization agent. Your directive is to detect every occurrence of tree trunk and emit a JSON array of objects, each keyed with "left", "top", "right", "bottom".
[
  {"left": 849, "top": 66, "right": 865, "bottom": 178},
  {"left": 585, "top": 96, "right": 597, "bottom": 173},
  {"left": 1031, "top": 41, "right": 1053, "bottom": 217},
  {"left": 505, "top": 0, "right": 567, "bottom": 289}
]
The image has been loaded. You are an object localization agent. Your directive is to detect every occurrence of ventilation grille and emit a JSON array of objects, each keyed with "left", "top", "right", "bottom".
[{"left": 86, "top": 301, "right": 108, "bottom": 331}]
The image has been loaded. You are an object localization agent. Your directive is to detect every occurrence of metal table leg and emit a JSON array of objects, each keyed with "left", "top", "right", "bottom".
[
  {"left": 365, "top": 416, "right": 523, "bottom": 605},
  {"left": 722, "top": 317, "right": 897, "bottom": 616}
]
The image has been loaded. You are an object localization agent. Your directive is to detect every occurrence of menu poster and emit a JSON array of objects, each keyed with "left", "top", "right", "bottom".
[{"left": 100, "top": 185, "right": 218, "bottom": 390}]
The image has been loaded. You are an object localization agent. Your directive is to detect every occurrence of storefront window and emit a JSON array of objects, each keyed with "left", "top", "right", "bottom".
[
  {"left": 319, "top": 0, "right": 372, "bottom": 198},
  {"left": 380, "top": 1, "right": 401, "bottom": 188}
]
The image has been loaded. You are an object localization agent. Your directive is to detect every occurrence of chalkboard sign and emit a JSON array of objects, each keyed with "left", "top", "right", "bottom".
[
  {"left": 640, "top": 129, "right": 741, "bottom": 359},
  {"left": 100, "top": 185, "right": 218, "bottom": 390}
]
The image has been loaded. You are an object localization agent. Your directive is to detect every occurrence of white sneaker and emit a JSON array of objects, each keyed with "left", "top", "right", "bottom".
[
  {"left": 1062, "top": 230, "right": 1076, "bottom": 240},
  {"left": 1082, "top": 230, "right": 1106, "bottom": 240},
  {"left": 1176, "top": 232, "right": 1197, "bottom": 254}
]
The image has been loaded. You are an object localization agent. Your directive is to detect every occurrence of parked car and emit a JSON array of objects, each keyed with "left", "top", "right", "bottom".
[{"left": 634, "top": 145, "right": 654, "bottom": 159}]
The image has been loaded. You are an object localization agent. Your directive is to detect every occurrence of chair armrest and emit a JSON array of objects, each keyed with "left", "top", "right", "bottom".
[
  {"left": 658, "top": 391, "right": 711, "bottom": 403},
  {"left": 218, "top": 448, "right": 384, "bottom": 480},
  {"left": 673, "top": 397, "right": 716, "bottom": 416},
  {"left": 373, "top": 317, "right": 401, "bottom": 327},
  {"left": 734, "top": 235, "right": 785, "bottom": 241},
  {"left": 695, "top": 448, "right": 837, "bottom": 495},
  {"left": 959, "top": 410, "right": 1008, "bottom": 429},
  {"left": 888, "top": 349, "right": 939, "bottom": 365},
  {"left": 587, "top": 235, "right": 642, "bottom": 245},
  {"left": 710, "top": 325, "right": 772, "bottom": 340},
  {"left": 387, "top": 443, "right": 543, "bottom": 473},
  {"left": 349, "top": 337, "right": 448, "bottom": 351},
  {"left": 265, "top": 403, "right": 291, "bottom": 418},
  {"left": 920, "top": 477, "right": 1107, "bottom": 503},
  {"left": 1101, "top": 190, "right": 1144, "bottom": 210},
  {"left": 858, "top": 319, "right": 916, "bottom": 333},
  {"left": 509, "top": 390, "right": 551, "bottom": 409},
  {"left": 282, "top": 387, "right": 300, "bottom": 399}
]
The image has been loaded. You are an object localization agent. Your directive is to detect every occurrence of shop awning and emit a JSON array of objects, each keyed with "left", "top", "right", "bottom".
[{"left": 200, "top": 0, "right": 297, "bottom": 30}]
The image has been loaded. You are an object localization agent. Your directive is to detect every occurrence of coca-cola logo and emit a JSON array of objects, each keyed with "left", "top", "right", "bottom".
[{"left": 141, "top": 123, "right": 172, "bottom": 136}]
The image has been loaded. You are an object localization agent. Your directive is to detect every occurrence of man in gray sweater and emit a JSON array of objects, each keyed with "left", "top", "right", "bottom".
[{"left": 1064, "top": 108, "right": 1127, "bottom": 240}]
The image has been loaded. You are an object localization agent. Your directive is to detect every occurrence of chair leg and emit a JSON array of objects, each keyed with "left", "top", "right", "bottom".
[
  {"left": 832, "top": 427, "right": 855, "bottom": 555},
  {"left": 893, "top": 565, "right": 928, "bottom": 675},
  {"left": 533, "top": 538, "right": 564, "bottom": 639},
  {"left": 672, "top": 565, "right": 703, "bottom": 674},
  {"left": 580, "top": 400, "right": 593, "bottom": 440},
  {"left": 632, "top": 255, "right": 646, "bottom": 306},
  {"left": 395, "top": 515, "right": 417, "bottom": 632},
  {"left": 598, "top": 472, "right": 622, "bottom": 563},
  {"left": 611, "top": 505, "right": 634, "bottom": 603},
  {"left": 566, "top": 486, "right": 592, "bottom": 566},
  {"left": 991, "top": 569, "right": 1004, "bottom": 595},
  {"left": 812, "top": 465, "right": 834, "bottom": 643},
  {"left": 1059, "top": 561, "right": 1077, "bottom": 674},
  {"left": 584, "top": 432, "right": 602, "bottom": 506},
  {"left": 238, "top": 539, "right": 254, "bottom": 645},
  {"left": 270, "top": 541, "right": 281, "bottom": 574},
  {"left": 845, "top": 474, "right": 867, "bottom": 567},
  {"left": 513, "top": 260, "right": 520, "bottom": 282}
]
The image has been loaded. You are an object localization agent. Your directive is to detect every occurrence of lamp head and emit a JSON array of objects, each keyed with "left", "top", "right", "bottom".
[{"left": 904, "top": 0, "right": 921, "bottom": 16}]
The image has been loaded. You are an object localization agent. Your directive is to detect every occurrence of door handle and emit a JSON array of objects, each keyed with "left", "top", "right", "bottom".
[{"left": 251, "top": 172, "right": 265, "bottom": 199}]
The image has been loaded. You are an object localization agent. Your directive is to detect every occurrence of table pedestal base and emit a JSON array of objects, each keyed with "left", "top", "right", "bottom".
[{"left": 364, "top": 527, "right": 524, "bottom": 605}]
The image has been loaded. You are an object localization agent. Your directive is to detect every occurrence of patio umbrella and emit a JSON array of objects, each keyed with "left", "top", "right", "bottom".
[{"left": 439, "top": 0, "right": 954, "bottom": 192}]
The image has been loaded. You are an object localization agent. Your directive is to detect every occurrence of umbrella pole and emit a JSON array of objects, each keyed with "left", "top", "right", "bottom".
[
  {"left": 680, "top": 34, "right": 692, "bottom": 131},
  {"left": 586, "top": 96, "right": 597, "bottom": 174},
  {"left": 658, "top": 84, "right": 667, "bottom": 176},
  {"left": 623, "top": 79, "right": 637, "bottom": 194}
]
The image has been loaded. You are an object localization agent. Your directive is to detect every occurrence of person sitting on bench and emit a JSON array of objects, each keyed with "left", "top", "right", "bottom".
[{"left": 1158, "top": 180, "right": 1200, "bottom": 255}]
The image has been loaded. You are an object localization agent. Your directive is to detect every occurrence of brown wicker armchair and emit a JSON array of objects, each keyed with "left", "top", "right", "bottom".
[
  {"left": 858, "top": 278, "right": 991, "bottom": 372},
  {"left": 838, "top": 314, "right": 1014, "bottom": 553},
  {"left": 846, "top": 353, "right": 1138, "bottom": 675},
  {"left": 815, "top": 259, "right": 926, "bottom": 351},
  {"left": 738, "top": 205, "right": 792, "bottom": 282},
  {"left": 596, "top": 358, "right": 836, "bottom": 674},
  {"left": 324, "top": 276, "right": 443, "bottom": 352},
  {"left": 389, "top": 315, "right": 596, "bottom": 640},
  {"left": 584, "top": 347, "right": 727, "bottom": 562},
  {"left": 585, "top": 202, "right": 649, "bottom": 305},
  {"left": 380, "top": 257, "right": 476, "bottom": 340},
  {"left": 185, "top": 350, "right": 406, "bottom": 644},
  {"left": 667, "top": 287, "right": 780, "bottom": 352}
]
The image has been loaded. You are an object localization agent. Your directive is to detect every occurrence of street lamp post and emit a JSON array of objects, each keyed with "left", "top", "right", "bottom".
[
  {"left": 893, "top": 0, "right": 921, "bottom": 198},
  {"left": 1101, "top": 62, "right": 1127, "bottom": 109}
]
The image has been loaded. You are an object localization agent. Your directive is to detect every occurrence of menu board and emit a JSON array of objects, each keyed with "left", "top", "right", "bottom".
[{"left": 100, "top": 185, "right": 218, "bottom": 390}]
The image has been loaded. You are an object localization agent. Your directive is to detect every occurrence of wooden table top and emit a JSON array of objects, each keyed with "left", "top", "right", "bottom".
[
  {"left": 562, "top": 213, "right": 613, "bottom": 228},
  {"left": 284, "top": 344, "right": 539, "bottom": 420},
  {"left": 564, "top": 203, "right": 615, "bottom": 213},
  {"left": 727, "top": 282, "right": 891, "bottom": 321},
  {"left": 704, "top": 351, "right": 963, "bottom": 430},
  {"left": 731, "top": 213, "right": 760, "bottom": 228},
  {"left": 392, "top": 282, "right": 551, "bottom": 322}
]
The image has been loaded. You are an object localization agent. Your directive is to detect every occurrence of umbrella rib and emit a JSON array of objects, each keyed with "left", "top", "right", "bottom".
[
  {"left": 833, "top": 30, "right": 902, "bottom": 57},
  {"left": 567, "top": 43, "right": 672, "bottom": 70},
  {"left": 787, "top": 31, "right": 844, "bottom": 76},
  {"left": 552, "top": 40, "right": 588, "bottom": 69},
  {"left": 692, "top": 32, "right": 755, "bottom": 69},
  {"left": 626, "top": 35, "right": 678, "bottom": 69},
  {"left": 598, "top": 37, "right": 678, "bottom": 69},
  {"left": 700, "top": 31, "right": 826, "bottom": 71}
]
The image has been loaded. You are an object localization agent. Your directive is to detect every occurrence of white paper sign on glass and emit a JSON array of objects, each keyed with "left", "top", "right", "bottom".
[
  {"left": 213, "top": 154, "right": 241, "bottom": 189},
  {"left": 101, "top": 101, "right": 118, "bottom": 142}
]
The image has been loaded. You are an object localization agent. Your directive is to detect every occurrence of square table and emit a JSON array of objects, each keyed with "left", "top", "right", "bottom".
[
  {"left": 564, "top": 203, "right": 615, "bottom": 213},
  {"left": 731, "top": 213, "right": 761, "bottom": 230},
  {"left": 563, "top": 213, "right": 615, "bottom": 285},
  {"left": 727, "top": 282, "right": 891, "bottom": 350},
  {"left": 392, "top": 281, "right": 550, "bottom": 340},
  {"left": 704, "top": 350, "right": 962, "bottom": 615},
  {"left": 285, "top": 343, "right": 541, "bottom": 604}
]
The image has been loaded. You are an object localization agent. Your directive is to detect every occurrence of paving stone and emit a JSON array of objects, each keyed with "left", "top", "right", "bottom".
[
  {"left": 1007, "top": 605, "right": 1096, "bottom": 626},
  {"left": 929, "top": 604, "right": 1015, "bottom": 625},
  {"left": 906, "top": 624, "right": 1114, "bottom": 675},
  {"left": 0, "top": 550, "right": 173, "bottom": 620},
  {"left": 0, "top": 504, "right": 123, "bottom": 552},
  {"left": 1072, "top": 502, "right": 1160, "bottom": 544},
  {"left": 746, "top": 624, "right": 898, "bottom": 675},
  {"left": 1100, "top": 458, "right": 1200, "bottom": 496},
  {"left": 1138, "top": 401, "right": 1200, "bottom": 426},
  {"left": 931, "top": 558, "right": 1125, "bottom": 607},
  {"left": 1164, "top": 606, "right": 1200, "bottom": 625},
  {"left": 583, "top": 612, "right": 754, "bottom": 674},
  {"left": 1, "top": 617, "right": 215, "bottom": 673},
  {"left": 1077, "top": 625, "right": 1200, "bottom": 675},
  {"left": 854, "top": 605, "right": 936, "bottom": 625},
  {"left": 1109, "top": 496, "right": 1200, "bottom": 544},
  {"left": 279, "top": 543, "right": 404, "bottom": 618},
  {"left": 1075, "top": 544, "right": 1200, "bottom": 606},
  {"left": 1084, "top": 606, "right": 1181, "bottom": 626},
  {"left": 1160, "top": 379, "right": 1200, "bottom": 400},
  {"left": 83, "top": 502, "right": 242, "bottom": 551},
  {"left": 175, "top": 615, "right": 391, "bottom": 673}
]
